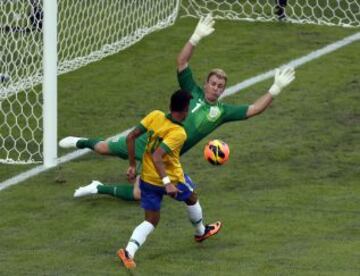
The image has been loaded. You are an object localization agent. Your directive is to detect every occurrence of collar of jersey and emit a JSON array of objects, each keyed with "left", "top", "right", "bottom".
[
  {"left": 166, "top": 113, "right": 184, "bottom": 126},
  {"left": 203, "top": 97, "right": 219, "bottom": 106}
]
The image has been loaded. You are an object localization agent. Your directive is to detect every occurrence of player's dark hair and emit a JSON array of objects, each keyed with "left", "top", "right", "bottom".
[{"left": 170, "top": 89, "right": 193, "bottom": 112}]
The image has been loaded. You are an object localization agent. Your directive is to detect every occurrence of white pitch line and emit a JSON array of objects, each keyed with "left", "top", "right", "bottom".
[
  {"left": 0, "top": 129, "right": 133, "bottom": 191},
  {"left": 222, "top": 31, "right": 360, "bottom": 98},
  {"left": 1, "top": 31, "right": 359, "bottom": 191}
]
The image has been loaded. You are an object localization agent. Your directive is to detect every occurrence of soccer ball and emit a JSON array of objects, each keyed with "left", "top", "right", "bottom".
[{"left": 204, "top": 139, "right": 230, "bottom": 165}]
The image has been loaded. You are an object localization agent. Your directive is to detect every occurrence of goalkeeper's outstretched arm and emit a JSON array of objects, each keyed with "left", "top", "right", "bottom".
[
  {"left": 177, "top": 14, "right": 215, "bottom": 72},
  {"left": 246, "top": 67, "right": 295, "bottom": 118}
]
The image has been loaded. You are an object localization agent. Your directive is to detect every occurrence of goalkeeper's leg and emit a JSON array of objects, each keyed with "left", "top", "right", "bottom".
[
  {"left": 59, "top": 135, "right": 130, "bottom": 159},
  {"left": 74, "top": 176, "right": 141, "bottom": 201},
  {"left": 98, "top": 181, "right": 140, "bottom": 201}
]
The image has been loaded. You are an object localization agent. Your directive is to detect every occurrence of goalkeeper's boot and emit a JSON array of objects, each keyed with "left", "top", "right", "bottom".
[
  {"left": 73, "top": 180, "right": 103, "bottom": 198},
  {"left": 59, "top": 136, "right": 85, "bottom": 148},
  {"left": 195, "top": 221, "right": 222, "bottom": 242},
  {"left": 117, "top": 248, "right": 136, "bottom": 269}
]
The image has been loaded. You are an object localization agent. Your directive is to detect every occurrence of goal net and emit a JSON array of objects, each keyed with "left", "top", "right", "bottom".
[
  {"left": 1, "top": 0, "right": 358, "bottom": 165},
  {"left": 0, "top": 0, "right": 179, "bottom": 164},
  {"left": 181, "top": 0, "right": 360, "bottom": 28}
]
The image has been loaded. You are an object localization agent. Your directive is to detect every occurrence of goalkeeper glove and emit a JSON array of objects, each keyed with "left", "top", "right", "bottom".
[
  {"left": 189, "top": 14, "right": 215, "bottom": 46},
  {"left": 269, "top": 67, "right": 295, "bottom": 97}
]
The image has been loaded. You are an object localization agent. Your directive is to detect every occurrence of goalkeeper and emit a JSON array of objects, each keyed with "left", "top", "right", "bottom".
[{"left": 60, "top": 14, "right": 295, "bottom": 201}]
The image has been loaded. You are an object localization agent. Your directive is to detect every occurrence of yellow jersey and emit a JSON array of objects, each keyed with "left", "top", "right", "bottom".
[{"left": 138, "top": 110, "right": 186, "bottom": 187}]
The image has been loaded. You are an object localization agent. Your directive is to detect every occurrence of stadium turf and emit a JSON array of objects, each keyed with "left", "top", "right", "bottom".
[{"left": 0, "top": 18, "right": 359, "bottom": 275}]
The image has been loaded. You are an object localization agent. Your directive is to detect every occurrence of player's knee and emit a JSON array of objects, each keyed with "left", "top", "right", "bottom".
[
  {"left": 94, "top": 141, "right": 109, "bottom": 154},
  {"left": 145, "top": 212, "right": 160, "bottom": 227},
  {"left": 185, "top": 192, "right": 198, "bottom": 205}
]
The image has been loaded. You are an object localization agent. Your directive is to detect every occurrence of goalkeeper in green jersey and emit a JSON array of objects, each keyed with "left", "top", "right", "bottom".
[{"left": 59, "top": 14, "right": 295, "bottom": 201}]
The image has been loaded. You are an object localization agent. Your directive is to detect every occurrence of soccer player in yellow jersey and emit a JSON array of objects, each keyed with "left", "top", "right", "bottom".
[{"left": 117, "top": 89, "right": 222, "bottom": 269}]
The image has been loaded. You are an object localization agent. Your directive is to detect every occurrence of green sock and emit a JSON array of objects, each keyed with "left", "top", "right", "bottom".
[
  {"left": 76, "top": 138, "right": 103, "bottom": 150},
  {"left": 97, "top": 184, "right": 135, "bottom": 201}
]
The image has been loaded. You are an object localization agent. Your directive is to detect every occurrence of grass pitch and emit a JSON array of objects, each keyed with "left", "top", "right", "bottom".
[{"left": 0, "top": 18, "right": 359, "bottom": 275}]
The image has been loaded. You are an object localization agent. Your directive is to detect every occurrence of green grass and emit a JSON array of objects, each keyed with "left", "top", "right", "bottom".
[{"left": 0, "top": 18, "right": 359, "bottom": 275}]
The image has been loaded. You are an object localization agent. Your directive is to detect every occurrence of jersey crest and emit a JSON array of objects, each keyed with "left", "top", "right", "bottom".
[{"left": 207, "top": 106, "right": 221, "bottom": 121}]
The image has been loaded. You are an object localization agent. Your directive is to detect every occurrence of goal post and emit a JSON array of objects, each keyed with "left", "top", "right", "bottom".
[
  {"left": 42, "top": 0, "right": 57, "bottom": 168},
  {"left": 181, "top": 0, "right": 360, "bottom": 28},
  {"left": 0, "top": 0, "right": 180, "bottom": 165}
]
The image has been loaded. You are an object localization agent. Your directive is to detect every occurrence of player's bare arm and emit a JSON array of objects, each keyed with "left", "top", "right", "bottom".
[
  {"left": 246, "top": 93, "right": 273, "bottom": 118},
  {"left": 152, "top": 147, "right": 179, "bottom": 197},
  {"left": 177, "top": 42, "right": 194, "bottom": 72},
  {"left": 126, "top": 127, "right": 144, "bottom": 181}
]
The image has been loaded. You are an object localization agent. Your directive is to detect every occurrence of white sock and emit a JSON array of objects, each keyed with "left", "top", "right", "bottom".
[
  {"left": 187, "top": 201, "right": 205, "bottom": 236},
  {"left": 125, "top": 220, "right": 155, "bottom": 258}
]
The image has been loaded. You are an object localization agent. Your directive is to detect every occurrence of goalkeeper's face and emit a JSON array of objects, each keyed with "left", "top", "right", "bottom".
[{"left": 204, "top": 75, "right": 226, "bottom": 103}]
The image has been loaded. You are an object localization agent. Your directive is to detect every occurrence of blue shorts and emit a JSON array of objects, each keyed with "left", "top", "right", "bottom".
[{"left": 140, "top": 174, "right": 196, "bottom": 211}]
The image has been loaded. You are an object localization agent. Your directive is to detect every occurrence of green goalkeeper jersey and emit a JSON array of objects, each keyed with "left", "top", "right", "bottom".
[
  {"left": 109, "top": 66, "right": 249, "bottom": 160},
  {"left": 178, "top": 66, "right": 249, "bottom": 154}
]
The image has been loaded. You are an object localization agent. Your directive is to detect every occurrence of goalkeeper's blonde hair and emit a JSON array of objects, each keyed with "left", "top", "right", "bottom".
[{"left": 207, "top": 68, "right": 227, "bottom": 84}]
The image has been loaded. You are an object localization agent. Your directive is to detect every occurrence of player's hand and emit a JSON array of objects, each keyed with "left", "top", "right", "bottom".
[
  {"left": 165, "top": 183, "right": 179, "bottom": 198},
  {"left": 269, "top": 67, "right": 295, "bottom": 97},
  {"left": 189, "top": 13, "right": 215, "bottom": 46},
  {"left": 126, "top": 166, "right": 136, "bottom": 182}
]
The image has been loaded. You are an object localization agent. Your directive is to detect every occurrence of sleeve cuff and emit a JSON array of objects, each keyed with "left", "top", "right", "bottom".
[
  {"left": 159, "top": 143, "right": 171, "bottom": 154},
  {"left": 136, "top": 123, "right": 147, "bottom": 133}
]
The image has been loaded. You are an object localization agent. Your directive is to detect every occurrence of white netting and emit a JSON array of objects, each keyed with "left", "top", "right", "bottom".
[
  {"left": 0, "top": 0, "right": 179, "bottom": 164},
  {"left": 181, "top": 0, "right": 360, "bottom": 28},
  {"left": 1, "top": 0, "right": 358, "bottom": 165}
]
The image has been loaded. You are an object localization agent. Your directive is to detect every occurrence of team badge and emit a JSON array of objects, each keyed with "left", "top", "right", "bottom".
[{"left": 208, "top": 106, "right": 221, "bottom": 121}]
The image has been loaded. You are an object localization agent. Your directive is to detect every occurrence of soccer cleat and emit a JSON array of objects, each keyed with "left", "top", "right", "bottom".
[
  {"left": 73, "top": 180, "right": 103, "bottom": 198},
  {"left": 117, "top": 248, "right": 136, "bottom": 269},
  {"left": 195, "top": 221, "right": 222, "bottom": 242},
  {"left": 59, "top": 136, "right": 85, "bottom": 148}
]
